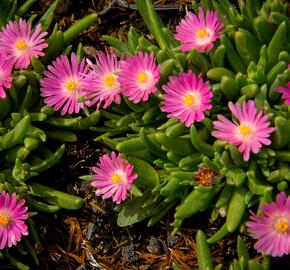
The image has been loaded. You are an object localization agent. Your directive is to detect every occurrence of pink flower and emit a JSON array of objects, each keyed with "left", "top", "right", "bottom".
[
  {"left": 212, "top": 100, "right": 275, "bottom": 161},
  {"left": 175, "top": 7, "right": 223, "bottom": 52},
  {"left": 85, "top": 50, "right": 122, "bottom": 109},
  {"left": 276, "top": 82, "right": 290, "bottom": 106},
  {"left": 0, "top": 53, "right": 13, "bottom": 98},
  {"left": 0, "top": 192, "right": 29, "bottom": 250},
  {"left": 91, "top": 152, "right": 138, "bottom": 204},
  {"left": 0, "top": 19, "right": 48, "bottom": 69},
  {"left": 161, "top": 71, "right": 213, "bottom": 127},
  {"left": 246, "top": 192, "right": 290, "bottom": 257},
  {"left": 40, "top": 53, "right": 92, "bottom": 115},
  {"left": 119, "top": 52, "right": 160, "bottom": 103}
]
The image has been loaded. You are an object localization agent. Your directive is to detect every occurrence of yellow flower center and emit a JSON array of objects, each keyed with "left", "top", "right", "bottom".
[
  {"left": 0, "top": 212, "right": 10, "bottom": 227},
  {"left": 183, "top": 93, "right": 200, "bottom": 108},
  {"left": 111, "top": 173, "right": 122, "bottom": 184},
  {"left": 103, "top": 74, "right": 117, "bottom": 88},
  {"left": 239, "top": 124, "right": 252, "bottom": 135},
  {"left": 137, "top": 71, "right": 148, "bottom": 83},
  {"left": 197, "top": 28, "right": 208, "bottom": 39},
  {"left": 65, "top": 79, "right": 78, "bottom": 91},
  {"left": 274, "top": 218, "right": 289, "bottom": 234},
  {"left": 183, "top": 95, "right": 194, "bottom": 105},
  {"left": 15, "top": 39, "right": 27, "bottom": 50}
]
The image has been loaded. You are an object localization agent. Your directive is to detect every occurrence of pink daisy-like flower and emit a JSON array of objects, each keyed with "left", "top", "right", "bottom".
[
  {"left": 161, "top": 71, "right": 213, "bottom": 127},
  {"left": 212, "top": 100, "right": 275, "bottom": 161},
  {"left": 91, "top": 152, "right": 138, "bottom": 204},
  {"left": 85, "top": 50, "right": 122, "bottom": 109},
  {"left": 246, "top": 192, "right": 290, "bottom": 257},
  {"left": 0, "top": 19, "right": 48, "bottom": 69},
  {"left": 175, "top": 7, "right": 223, "bottom": 52},
  {"left": 0, "top": 54, "right": 13, "bottom": 98},
  {"left": 118, "top": 52, "right": 160, "bottom": 103},
  {"left": 40, "top": 53, "right": 92, "bottom": 115},
  {"left": 0, "top": 192, "right": 29, "bottom": 250}
]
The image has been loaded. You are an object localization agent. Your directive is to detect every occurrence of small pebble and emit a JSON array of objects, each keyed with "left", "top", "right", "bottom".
[
  {"left": 146, "top": 236, "right": 162, "bottom": 254},
  {"left": 167, "top": 235, "right": 180, "bottom": 247},
  {"left": 121, "top": 244, "right": 138, "bottom": 263}
]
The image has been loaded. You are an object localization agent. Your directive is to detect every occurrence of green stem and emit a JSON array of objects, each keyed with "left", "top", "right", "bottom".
[
  {"left": 28, "top": 182, "right": 84, "bottom": 210},
  {"left": 5, "top": 252, "right": 30, "bottom": 270},
  {"left": 135, "top": 0, "right": 167, "bottom": 50}
]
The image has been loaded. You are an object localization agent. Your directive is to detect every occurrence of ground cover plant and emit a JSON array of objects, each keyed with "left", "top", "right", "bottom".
[
  {"left": 0, "top": 0, "right": 289, "bottom": 269},
  {"left": 0, "top": 0, "right": 99, "bottom": 267}
]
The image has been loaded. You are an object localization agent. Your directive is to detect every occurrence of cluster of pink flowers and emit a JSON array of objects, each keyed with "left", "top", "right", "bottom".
[
  {"left": 85, "top": 9, "right": 289, "bottom": 262},
  {"left": 40, "top": 51, "right": 216, "bottom": 126},
  {"left": 87, "top": 8, "right": 278, "bottom": 206},
  {"left": 39, "top": 7, "right": 223, "bottom": 205},
  {"left": 0, "top": 19, "right": 48, "bottom": 98},
  {"left": 40, "top": 51, "right": 161, "bottom": 115},
  {"left": 39, "top": 7, "right": 225, "bottom": 117},
  {"left": 40, "top": 51, "right": 218, "bottom": 126}
]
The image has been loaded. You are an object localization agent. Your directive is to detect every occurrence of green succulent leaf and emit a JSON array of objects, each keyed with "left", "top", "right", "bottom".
[{"left": 128, "top": 157, "right": 159, "bottom": 189}]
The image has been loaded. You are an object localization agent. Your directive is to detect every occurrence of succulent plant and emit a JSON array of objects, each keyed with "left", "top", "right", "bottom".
[
  {"left": 81, "top": 0, "right": 289, "bottom": 267},
  {"left": 0, "top": 0, "right": 99, "bottom": 267}
]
